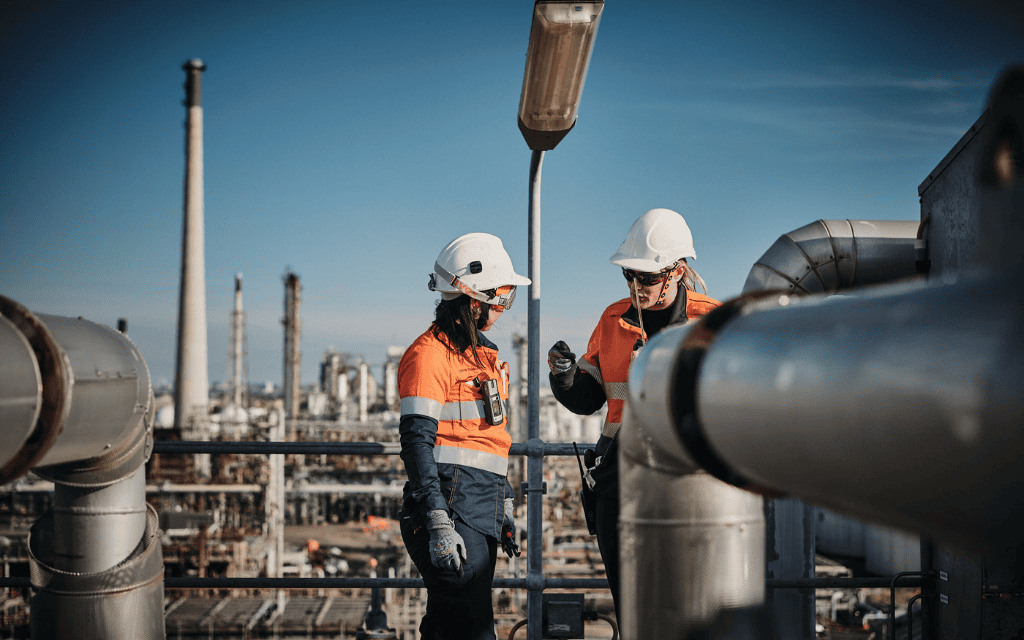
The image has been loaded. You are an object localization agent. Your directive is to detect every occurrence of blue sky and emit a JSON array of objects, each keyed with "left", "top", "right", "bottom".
[{"left": 2, "top": 0, "right": 1021, "bottom": 389}]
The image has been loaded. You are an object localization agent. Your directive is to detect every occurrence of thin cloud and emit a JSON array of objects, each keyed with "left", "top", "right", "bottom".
[{"left": 712, "top": 70, "right": 987, "bottom": 93}]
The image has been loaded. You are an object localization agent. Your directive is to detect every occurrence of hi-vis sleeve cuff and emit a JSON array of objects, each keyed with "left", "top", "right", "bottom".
[
  {"left": 600, "top": 420, "right": 622, "bottom": 440},
  {"left": 401, "top": 396, "right": 442, "bottom": 420},
  {"left": 578, "top": 358, "right": 603, "bottom": 385},
  {"left": 433, "top": 445, "right": 508, "bottom": 476}
]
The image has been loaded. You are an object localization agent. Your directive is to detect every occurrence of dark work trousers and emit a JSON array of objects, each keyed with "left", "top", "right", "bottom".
[
  {"left": 401, "top": 515, "right": 499, "bottom": 640},
  {"left": 594, "top": 488, "right": 621, "bottom": 623}
]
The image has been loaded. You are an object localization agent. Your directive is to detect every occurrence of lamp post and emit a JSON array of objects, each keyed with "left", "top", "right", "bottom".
[{"left": 517, "top": 3, "right": 602, "bottom": 639}]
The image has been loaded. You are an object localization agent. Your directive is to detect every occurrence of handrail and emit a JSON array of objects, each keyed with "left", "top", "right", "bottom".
[
  {"left": 0, "top": 437, "right": 932, "bottom": 637},
  {"left": 149, "top": 440, "right": 583, "bottom": 456},
  {"left": 0, "top": 575, "right": 924, "bottom": 590},
  {"left": 890, "top": 571, "right": 935, "bottom": 640}
]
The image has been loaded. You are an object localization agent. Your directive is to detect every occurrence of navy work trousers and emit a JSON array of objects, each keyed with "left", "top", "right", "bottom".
[
  {"left": 594, "top": 489, "right": 621, "bottom": 622},
  {"left": 401, "top": 515, "right": 499, "bottom": 640}
]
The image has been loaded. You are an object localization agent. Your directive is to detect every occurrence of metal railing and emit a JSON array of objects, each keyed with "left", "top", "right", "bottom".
[
  {"left": 144, "top": 439, "right": 608, "bottom": 585},
  {"left": 0, "top": 438, "right": 932, "bottom": 636}
]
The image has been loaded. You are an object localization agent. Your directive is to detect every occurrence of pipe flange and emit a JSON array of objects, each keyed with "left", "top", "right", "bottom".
[
  {"left": 672, "top": 289, "right": 798, "bottom": 497},
  {"left": 0, "top": 296, "right": 71, "bottom": 485}
]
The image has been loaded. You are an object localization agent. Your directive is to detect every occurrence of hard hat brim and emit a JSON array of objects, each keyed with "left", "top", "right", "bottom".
[{"left": 610, "top": 250, "right": 696, "bottom": 272}]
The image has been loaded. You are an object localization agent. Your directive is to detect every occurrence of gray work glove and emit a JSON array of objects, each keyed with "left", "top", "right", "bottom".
[
  {"left": 548, "top": 341, "right": 577, "bottom": 379},
  {"left": 500, "top": 498, "right": 520, "bottom": 557},
  {"left": 425, "top": 510, "right": 467, "bottom": 572}
]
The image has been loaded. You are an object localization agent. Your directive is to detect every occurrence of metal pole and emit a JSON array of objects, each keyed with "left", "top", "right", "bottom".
[{"left": 526, "top": 148, "right": 544, "bottom": 640}]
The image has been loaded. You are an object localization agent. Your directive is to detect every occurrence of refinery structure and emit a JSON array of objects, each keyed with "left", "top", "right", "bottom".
[{"left": 2, "top": 12, "right": 1023, "bottom": 640}]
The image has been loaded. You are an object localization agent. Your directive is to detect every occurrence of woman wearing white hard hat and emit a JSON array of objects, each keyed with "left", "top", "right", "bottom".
[
  {"left": 398, "top": 232, "right": 530, "bottom": 640},
  {"left": 547, "top": 208, "right": 721, "bottom": 621}
]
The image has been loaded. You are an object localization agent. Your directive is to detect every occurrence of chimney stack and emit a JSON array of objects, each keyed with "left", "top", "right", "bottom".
[
  {"left": 228, "top": 273, "right": 248, "bottom": 409},
  {"left": 174, "top": 59, "right": 210, "bottom": 477},
  {"left": 283, "top": 270, "right": 302, "bottom": 420}
]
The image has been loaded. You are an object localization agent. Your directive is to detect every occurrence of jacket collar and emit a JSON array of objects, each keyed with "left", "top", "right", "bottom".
[
  {"left": 620, "top": 287, "right": 690, "bottom": 328},
  {"left": 476, "top": 331, "right": 499, "bottom": 351}
]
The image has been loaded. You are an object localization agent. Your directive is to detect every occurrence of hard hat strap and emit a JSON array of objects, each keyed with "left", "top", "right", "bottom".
[
  {"left": 432, "top": 262, "right": 516, "bottom": 309},
  {"left": 630, "top": 280, "right": 648, "bottom": 347},
  {"left": 654, "top": 276, "right": 670, "bottom": 306}
]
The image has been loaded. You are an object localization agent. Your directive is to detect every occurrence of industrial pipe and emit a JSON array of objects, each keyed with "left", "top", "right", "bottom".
[
  {"left": 741, "top": 217, "right": 924, "bottom": 636},
  {"left": 620, "top": 403, "right": 765, "bottom": 638},
  {"left": 628, "top": 272, "right": 1024, "bottom": 556},
  {"left": 742, "top": 219, "right": 921, "bottom": 294},
  {"left": 618, "top": 218, "right": 925, "bottom": 637},
  {"left": 0, "top": 296, "right": 164, "bottom": 640}
]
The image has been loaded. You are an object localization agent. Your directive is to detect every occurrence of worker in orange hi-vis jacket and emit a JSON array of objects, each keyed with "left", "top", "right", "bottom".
[
  {"left": 398, "top": 232, "right": 530, "bottom": 640},
  {"left": 547, "top": 208, "right": 722, "bottom": 623}
]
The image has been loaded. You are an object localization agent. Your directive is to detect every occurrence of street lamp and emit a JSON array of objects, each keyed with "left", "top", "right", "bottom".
[
  {"left": 518, "top": 1, "right": 604, "bottom": 151},
  {"left": 517, "top": 3, "right": 602, "bottom": 640}
]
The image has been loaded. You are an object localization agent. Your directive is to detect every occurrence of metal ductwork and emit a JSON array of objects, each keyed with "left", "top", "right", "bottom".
[
  {"left": 0, "top": 295, "right": 163, "bottom": 640},
  {"left": 742, "top": 219, "right": 922, "bottom": 294},
  {"left": 630, "top": 270, "right": 1023, "bottom": 552},
  {"left": 618, "top": 217, "right": 927, "bottom": 638},
  {"left": 742, "top": 217, "right": 924, "bottom": 636}
]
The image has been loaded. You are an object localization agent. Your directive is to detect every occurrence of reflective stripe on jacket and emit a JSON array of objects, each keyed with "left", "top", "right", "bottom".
[
  {"left": 582, "top": 290, "right": 721, "bottom": 442},
  {"left": 398, "top": 325, "right": 514, "bottom": 538}
]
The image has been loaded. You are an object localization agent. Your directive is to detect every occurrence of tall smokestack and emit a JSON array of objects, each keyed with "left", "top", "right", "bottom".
[
  {"left": 228, "top": 273, "right": 248, "bottom": 408},
  {"left": 283, "top": 270, "right": 302, "bottom": 420},
  {"left": 174, "top": 59, "right": 210, "bottom": 478}
]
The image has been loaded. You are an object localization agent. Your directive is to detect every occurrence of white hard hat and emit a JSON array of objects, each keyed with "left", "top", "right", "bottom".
[
  {"left": 429, "top": 233, "right": 531, "bottom": 308},
  {"left": 609, "top": 208, "right": 697, "bottom": 272}
]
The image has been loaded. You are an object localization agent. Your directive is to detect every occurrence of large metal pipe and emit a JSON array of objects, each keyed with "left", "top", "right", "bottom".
[
  {"left": 629, "top": 268, "right": 1024, "bottom": 556},
  {"left": 743, "top": 219, "right": 921, "bottom": 294},
  {"left": 0, "top": 295, "right": 164, "bottom": 640},
  {"left": 50, "top": 469, "right": 148, "bottom": 573},
  {"left": 619, "top": 218, "right": 925, "bottom": 637},
  {"left": 741, "top": 217, "right": 923, "bottom": 637},
  {"left": 620, "top": 404, "right": 765, "bottom": 637}
]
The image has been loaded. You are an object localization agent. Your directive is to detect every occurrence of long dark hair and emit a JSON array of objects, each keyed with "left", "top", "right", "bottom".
[{"left": 432, "top": 295, "right": 488, "bottom": 364}]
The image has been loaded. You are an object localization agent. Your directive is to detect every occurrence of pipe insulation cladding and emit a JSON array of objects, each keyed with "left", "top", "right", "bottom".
[
  {"left": 0, "top": 296, "right": 154, "bottom": 482},
  {"left": 742, "top": 219, "right": 922, "bottom": 294},
  {"left": 0, "top": 295, "right": 164, "bottom": 640},
  {"left": 629, "top": 276, "right": 1024, "bottom": 556}
]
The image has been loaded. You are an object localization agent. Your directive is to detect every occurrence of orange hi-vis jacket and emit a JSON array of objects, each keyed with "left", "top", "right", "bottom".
[
  {"left": 579, "top": 290, "right": 721, "bottom": 443},
  {"left": 398, "top": 325, "right": 514, "bottom": 538}
]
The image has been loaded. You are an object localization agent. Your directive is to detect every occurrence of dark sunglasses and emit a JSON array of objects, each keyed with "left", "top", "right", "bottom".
[{"left": 622, "top": 267, "right": 673, "bottom": 287}]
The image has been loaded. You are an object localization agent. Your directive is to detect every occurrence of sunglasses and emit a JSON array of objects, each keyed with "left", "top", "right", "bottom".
[{"left": 622, "top": 268, "right": 674, "bottom": 287}]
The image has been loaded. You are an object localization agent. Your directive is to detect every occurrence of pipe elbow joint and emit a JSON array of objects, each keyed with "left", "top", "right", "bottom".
[{"left": 628, "top": 291, "right": 791, "bottom": 495}]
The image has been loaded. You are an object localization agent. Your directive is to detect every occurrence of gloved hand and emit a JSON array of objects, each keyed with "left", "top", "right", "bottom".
[
  {"left": 547, "top": 341, "right": 577, "bottom": 378},
  {"left": 501, "top": 498, "right": 520, "bottom": 557},
  {"left": 425, "top": 510, "right": 467, "bottom": 572}
]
